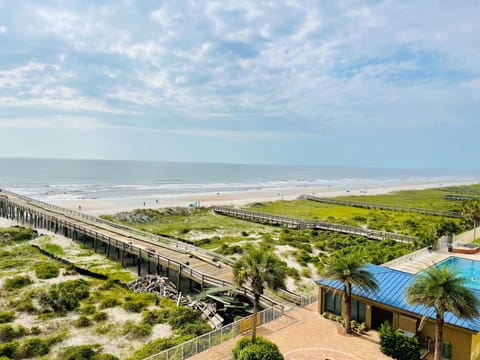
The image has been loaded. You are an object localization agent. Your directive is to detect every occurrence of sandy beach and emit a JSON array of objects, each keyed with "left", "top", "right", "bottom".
[{"left": 49, "top": 179, "right": 479, "bottom": 216}]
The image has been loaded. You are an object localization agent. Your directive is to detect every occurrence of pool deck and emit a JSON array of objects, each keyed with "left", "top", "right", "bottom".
[
  {"left": 388, "top": 226, "right": 480, "bottom": 274},
  {"left": 190, "top": 303, "right": 391, "bottom": 360}
]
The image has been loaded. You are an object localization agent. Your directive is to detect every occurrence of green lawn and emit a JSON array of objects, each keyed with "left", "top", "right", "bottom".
[{"left": 245, "top": 199, "right": 464, "bottom": 239}]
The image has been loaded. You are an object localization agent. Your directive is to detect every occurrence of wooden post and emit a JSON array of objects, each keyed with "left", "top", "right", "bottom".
[{"left": 121, "top": 243, "right": 126, "bottom": 266}]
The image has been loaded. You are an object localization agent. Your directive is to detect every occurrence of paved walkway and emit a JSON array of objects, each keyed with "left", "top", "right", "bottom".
[{"left": 190, "top": 303, "right": 390, "bottom": 360}]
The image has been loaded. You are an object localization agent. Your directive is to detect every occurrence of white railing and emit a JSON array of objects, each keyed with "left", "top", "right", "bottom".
[
  {"left": 143, "top": 305, "right": 285, "bottom": 360},
  {"left": 382, "top": 246, "right": 432, "bottom": 268},
  {"left": 300, "top": 292, "right": 318, "bottom": 307}
]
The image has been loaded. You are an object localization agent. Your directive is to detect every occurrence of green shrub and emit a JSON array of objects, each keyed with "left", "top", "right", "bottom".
[
  {"left": 58, "top": 344, "right": 102, "bottom": 360},
  {"left": 14, "top": 337, "right": 50, "bottom": 358},
  {"left": 141, "top": 309, "right": 170, "bottom": 326},
  {"left": 0, "top": 324, "right": 27, "bottom": 342},
  {"left": 0, "top": 342, "right": 18, "bottom": 358},
  {"left": 0, "top": 311, "right": 14, "bottom": 324},
  {"left": 29, "top": 326, "right": 41, "bottom": 335},
  {"left": 92, "top": 354, "right": 119, "bottom": 360},
  {"left": 38, "top": 279, "right": 90, "bottom": 313},
  {"left": 3, "top": 276, "right": 33, "bottom": 291},
  {"left": 14, "top": 298, "right": 36, "bottom": 313},
  {"left": 93, "top": 312, "right": 108, "bottom": 322},
  {"left": 99, "top": 298, "right": 121, "bottom": 309},
  {"left": 75, "top": 315, "right": 92, "bottom": 328},
  {"left": 122, "top": 321, "right": 152, "bottom": 338},
  {"left": 379, "top": 322, "right": 420, "bottom": 360},
  {"left": 33, "top": 262, "right": 60, "bottom": 279},
  {"left": 0, "top": 227, "right": 37, "bottom": 243},
  {"left": 122, "top": 300, "right": 147, "bottom": 313},
  {"left": 129, "top": 337, "right": 180, "bottom": 360},
  {"left": 232, "top": 337, "right": 284, "bottom": 360},
  {"left": 80, "top": 305, "right": 97, "bottom": 315},
  {"left": 167, "top": 307, "right": 201, "bottom": 329}
]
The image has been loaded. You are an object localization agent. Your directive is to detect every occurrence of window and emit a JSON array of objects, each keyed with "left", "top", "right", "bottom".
[
  {"left": 351, "top": 299, "right": 366, "bottom": 323},
  {"left": 325, "top": 291, "right": 342, "bottom": 315}
]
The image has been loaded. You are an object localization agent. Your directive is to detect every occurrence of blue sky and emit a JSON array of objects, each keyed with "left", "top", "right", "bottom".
[{"left": 0, "top": 1, "right": 479, "bottom": 169}]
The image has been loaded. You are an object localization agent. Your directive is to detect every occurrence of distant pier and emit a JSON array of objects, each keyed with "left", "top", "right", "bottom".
[{"left": 213, "top": 206, "right": 417, "bottom": 243}]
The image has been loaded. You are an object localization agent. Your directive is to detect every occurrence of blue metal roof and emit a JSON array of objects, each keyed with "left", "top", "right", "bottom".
[{"left": 315, "top": 264, "right": 480, "bottom": 332}]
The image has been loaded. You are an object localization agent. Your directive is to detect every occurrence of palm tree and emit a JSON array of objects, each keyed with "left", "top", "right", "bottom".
[
  {"left": 233, "top": 246, "right": 285, "bottom": 344},
  {"left": 323, "top": 255, "right": 378, "bottom": 333},
  {"left": 463, "top": 200, "right": 480, "bottom": 242},
  {"left": 407, "top": 266, "right": 479, "bottom": 360}
]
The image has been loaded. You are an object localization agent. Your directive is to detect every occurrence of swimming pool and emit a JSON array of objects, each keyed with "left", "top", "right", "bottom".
[{"left": 431, "top": 257, "right": 480, "bottom": 290}]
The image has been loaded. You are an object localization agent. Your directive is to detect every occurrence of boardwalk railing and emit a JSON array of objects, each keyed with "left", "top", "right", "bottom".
[
  {"left": 213, "top": 207, "right": 417, "bottom": 243},
  {"left": 143, "top": 305, "right": 285, "bottom": 360},
  {"left": 382, "top": 246, "right": 432, "bottom": 269},
  {"left": 443, "top": 194, "right": 478, "bottom": 202},
  {"left": 298, "top": 194, "right": 462, "bottom": 218},
  {"left": 0, "top": 190, "right": 306, "bottom": 307},
  {"left": 0, "top": 188, "right": 235, "bottom": 267}
]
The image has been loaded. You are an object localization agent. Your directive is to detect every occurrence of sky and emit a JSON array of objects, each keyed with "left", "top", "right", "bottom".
[{"left": 0, "top": 1, "right": 479, "bottom": 169}]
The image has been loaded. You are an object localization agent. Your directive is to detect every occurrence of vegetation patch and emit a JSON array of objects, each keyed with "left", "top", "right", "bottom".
[
  {"left": 3, "top": 276, "right": 33, "bottom": 291},
  {"left": 33, "top": 262, "right": 60, "bottom": 279},
  {"left": 38, "top": 279, "right": 90, "bottom": 313},
  {"left": 0, "top": 311, "right": 14, "bottom": 324},
  {"left": 0, "top": 227, "right": 37, "bottom": 244},
  {"left": 232, "top": 337, "right": 284, "bottom": 360}
]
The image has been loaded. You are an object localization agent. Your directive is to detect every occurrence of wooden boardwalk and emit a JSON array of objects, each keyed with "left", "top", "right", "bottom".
[
  {"left": 0, "top": 190, "right": 292, "bottom": 307},
  {"left": 213, "top": 207, "right": 417, "bottom": 243},
  {"left": 298, "top": 194, "right": 462, "bottom": 218}
]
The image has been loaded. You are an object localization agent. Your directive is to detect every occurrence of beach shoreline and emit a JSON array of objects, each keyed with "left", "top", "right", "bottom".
[{"left": 45, "top": 179, "right": 478, "bottom": 216}]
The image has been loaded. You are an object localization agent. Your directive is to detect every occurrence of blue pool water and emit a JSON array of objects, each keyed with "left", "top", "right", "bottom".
[{"left": 433, "top": 257, "right": 480, "bottom": 290}]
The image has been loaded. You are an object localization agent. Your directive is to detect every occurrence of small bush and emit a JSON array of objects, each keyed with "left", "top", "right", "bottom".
[
  {"left": 58, "top": 344, "right": 102, "bottom": 360},
  {"left": 75, "top": 315, "right": 92, "bottom": 328},
  {"left": 93, "top": 312, "right": 108, "bottom": 322},
  {"left": 34, "top": 262, "right": 60, "bottom": 279},
  {"left": 14, "top": 298, "right": 37, "bottom": 313},
  {"left": 29, "top": 326, "right": 41, "bottom": 335},
  {"left": 122, "top": 321, "right": 152, "bottom": 338},
  {"left": 232, "top": 337, "right": 284, "bottom": 360},
  {"left": 379, "top": 322, "right": 420, "bottom": 360},
  {"left": 0, "top": 311, "right": 14, "bottom": 324},
  {"left": 142, "top": 309, "right": 170, "bottom": 326},
  {"left": 92, "top": 354, "right": 119, "bottom": 360},
  {"left": 80, "top": 305, "right": 97, "bottom": 315},
  {"left": 38, "top": 279, "right": 90, "bottom": 313},
  {"left": 99, "top": 298, "right": 121, "bottom": 309},
  {"left": 123, "top": 300, "right": 148, "bottom": 313},
  {"left": 14, "top": 337, "right": 50, "bottom": 358},
  {"left": 129, "top": 337, "right": 180, "bottom": 360},
  {"left": 0, "top": 342, "right": 18, "bottom": 358},
  {"left": 3, "top": 276, "right": 33, "bottom": 291},
  {"left": 0, "top": 324, "right": 27, "bottom": 342}
]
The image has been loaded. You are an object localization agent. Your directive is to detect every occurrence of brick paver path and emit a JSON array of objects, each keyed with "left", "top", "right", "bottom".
[{"left": 190, "top": 303, "right": 391, "bottom": 360}]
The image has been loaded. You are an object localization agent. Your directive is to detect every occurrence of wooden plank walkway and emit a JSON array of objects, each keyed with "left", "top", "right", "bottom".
[
  {"left": 298, "top": 194, "right": 462, "bottom": 218},
  {"left": 0, "top": 190, "right": 294, "bottom": 307},
  {"left": 213, "top": 207, "right": 417, "bottom": 243}
]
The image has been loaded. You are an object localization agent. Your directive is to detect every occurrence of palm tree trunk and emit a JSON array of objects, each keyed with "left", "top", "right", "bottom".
[
  {"left": 252, "top": 293, "right": 260, "bottom": 344},
  {"left": 344, "top": 283, "right": 352, "bottom": 333},
  {"left": 474, "top": 220, "right": 477, "bottom": 241},
  {"left": 434, "top": 312, "right": 444, "bottom": 360}
]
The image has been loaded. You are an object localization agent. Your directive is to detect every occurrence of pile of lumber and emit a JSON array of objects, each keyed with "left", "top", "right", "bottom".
[{"left": 128, "top": 275, "right": 180, "bottom": 301}]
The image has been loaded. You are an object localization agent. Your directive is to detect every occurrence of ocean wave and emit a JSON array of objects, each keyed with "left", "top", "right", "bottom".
[{"left": 3, "top": 173, "right": 477, "bottom": 201}]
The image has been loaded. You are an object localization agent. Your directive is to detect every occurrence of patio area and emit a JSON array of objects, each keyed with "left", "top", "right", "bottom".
[{"left": 190, "top": 303, "right": 390, "bottom": 360}]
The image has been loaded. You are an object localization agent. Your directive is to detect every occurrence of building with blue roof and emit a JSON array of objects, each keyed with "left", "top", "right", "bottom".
[{"left": 316, "top": 263, "right": 480, "bottom": 360}]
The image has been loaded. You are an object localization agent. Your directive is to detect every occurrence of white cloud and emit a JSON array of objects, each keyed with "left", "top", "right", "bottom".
[
  {"left": 0, "top": 117, "right": 104, "bottom": 130},
  {"left": 0, "top": 62, "right": 45, "bottom": 88},
  {"left": 0, "top": 26, "right": 6, "bottom": 33}
]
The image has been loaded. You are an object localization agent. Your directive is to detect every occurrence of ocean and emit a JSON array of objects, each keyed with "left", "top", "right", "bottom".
[{"left": 0, "top": 158, "right": 478, "bottom": 201}]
